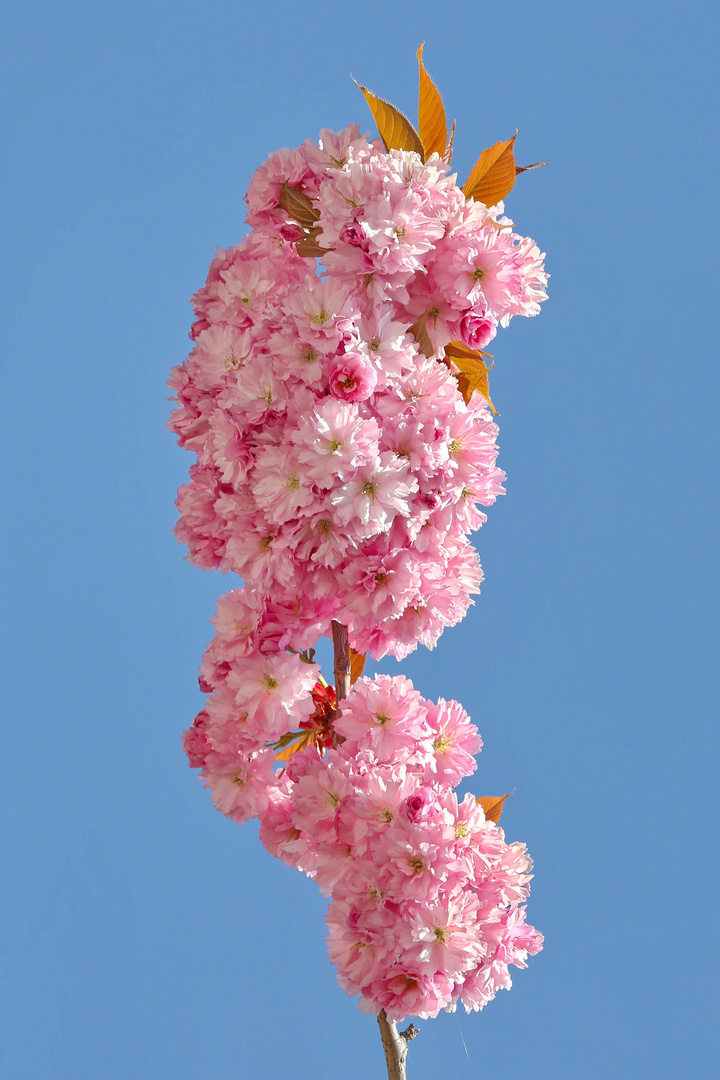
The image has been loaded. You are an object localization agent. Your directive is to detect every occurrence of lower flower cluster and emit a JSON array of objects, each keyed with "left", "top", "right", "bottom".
[{"left": 182, "top": 590, "right": 542, "bottom": 1021}]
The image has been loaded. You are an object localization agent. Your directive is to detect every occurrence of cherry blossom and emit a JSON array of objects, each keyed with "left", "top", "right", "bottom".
[{"left": 170, "top": 125, "right": 547, "bottom": 1023}]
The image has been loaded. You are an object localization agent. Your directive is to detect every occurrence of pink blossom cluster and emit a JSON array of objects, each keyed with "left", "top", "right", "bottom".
[
  {"left": 183, "top": 640, "right": 543, "bottom": 1021},
  {"left": 168, "top": 125, "right": 547, "bottom": 661},
  {"left": 172, "top": 125, "right": 546, "bottom": 1021}
]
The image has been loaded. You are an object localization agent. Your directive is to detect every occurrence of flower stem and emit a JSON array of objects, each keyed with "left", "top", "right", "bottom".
[{"left": 330, "top": 626, "right": 419, "bottom": 1076}]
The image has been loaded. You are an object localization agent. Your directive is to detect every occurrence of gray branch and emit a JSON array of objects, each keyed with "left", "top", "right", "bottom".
[{"left": 377, "top": 1010, "right": 419, "bottom": 1080}]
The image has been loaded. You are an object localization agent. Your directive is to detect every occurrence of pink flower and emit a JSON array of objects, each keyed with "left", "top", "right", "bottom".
[
  {"left": 330, "top": 453, "right": 418, "bottom": 539},
  {"left": 333, "top": 674, "right": 429, "bottom": 763},
  {"left": 202, "top": 750, "right": 278, "bottom": 824},
  {"left": 410, "top": 894, "right": 486, "bottom": 976},
  {"left": 361, "top": 967, "right": 455, "bottom": 1022},
  {"left": 425, "top": 698, "right": 483, "bottom": 785},
  {"left": 292, "top": 401, "right": 380, "bottom": 490}
]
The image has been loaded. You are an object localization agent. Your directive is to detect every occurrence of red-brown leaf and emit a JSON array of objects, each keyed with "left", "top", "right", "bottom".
[{"left": 278, "top": 182, "right": 320, "bottom": 229}]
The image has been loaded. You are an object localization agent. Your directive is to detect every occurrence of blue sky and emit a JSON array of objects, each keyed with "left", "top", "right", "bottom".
[{"left": 2, "top": 1, "right": 718, "bottom": 1077}]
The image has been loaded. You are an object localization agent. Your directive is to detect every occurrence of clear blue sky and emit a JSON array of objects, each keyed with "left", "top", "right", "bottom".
[{"left": 2, "top": 1, "right": 718, "bottom": 1077}]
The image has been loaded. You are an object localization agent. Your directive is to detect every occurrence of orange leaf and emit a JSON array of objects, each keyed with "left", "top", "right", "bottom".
[
  {"left": 416, "top": 43, "right": 447, "bottom": 161},
  {"left": 444, "top": 340, "right": 498, "bottom": 414},
  {"left": 443, "top": 119, "right": 456, "bottom": 164},
  {"left": 462, "top": 134, "right": 518, "bottom": 207},
  {"left": 476, "top": 793, "right": 510, "bottom": 824},
  {"left": 274, "top": 730, "right": 314, "bottom": 763},
  {"left": 409, "top": 313, "right": 437, "bottom": 359},
  {"left": 353, "top": 78, "right": 424, "bottom": 157},
  {"left": 349, "top": 648, "right": 367, "bottom": 684}
]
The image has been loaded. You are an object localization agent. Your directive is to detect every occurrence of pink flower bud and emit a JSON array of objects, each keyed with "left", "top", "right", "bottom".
[
  {"left": 459, "top": 311, "right": 497, "bottom": 351},
  {"left": 328, "top": 351, "right": 378, "bottom": 402},
  {"left": 339, "top": 222, "right": 365, "bottom": 247},
  {"left": 279, "top": 223, "right": 304, "bottom": 242},
  {"left": 401, "top": 787, "right": 435, "bottom": 822}
]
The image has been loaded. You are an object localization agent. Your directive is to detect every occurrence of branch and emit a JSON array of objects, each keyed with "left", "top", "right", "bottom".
[
  {"left": 377, "top": 1011, "right": 418, "bottom": 1080},
  {"left": 331, "top": 619, "right": 351, "bottom": 704}
]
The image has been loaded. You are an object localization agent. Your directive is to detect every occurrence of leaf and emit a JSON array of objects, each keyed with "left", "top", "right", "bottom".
[
  {"left": 274, "top": 729, "right": 314, "bottom": 763},
  {"left": 416, "top": 43, "right": 447, "bottom": 161},
  {"left": 442, "top": 119, "right": 456, "bottom": 164},
  {"left": 296, "top": 227, "right": 331, "bottom": 258},
  {"left": 349, "top": 648, "right": 367, "bottom": 684},
  {"left": 476, "top": 793, "right": 511, "bottom": 824},
  {"left": 515, "top": 161, "right": 548, "bottom": 176},
  {"left": 444, "top": 340, "right": 494, "bottom": 363},
  {"left": 462, "top": 134, "right": 518, "bottom": 207},
  {"left": 409, "top": 313, "right": 437, "bottom": 359},
  {"left": 279, "top": 182, "right": 320, "bottom": 229},
  {"left": 444, "top": 340, "right": 498, "bottom": 414},
  {"left": 353, "top": 78, "right": 424, "bottom": 157}
]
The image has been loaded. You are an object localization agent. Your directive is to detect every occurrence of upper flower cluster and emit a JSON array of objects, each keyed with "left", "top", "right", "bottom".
[{"left": 168, "top": 125, "right": 547, "bottom": 660}]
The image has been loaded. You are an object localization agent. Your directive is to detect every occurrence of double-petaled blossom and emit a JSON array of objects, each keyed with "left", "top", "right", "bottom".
[{"left": 171, "top": 125, "right": 546, "bottom": 1022}]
